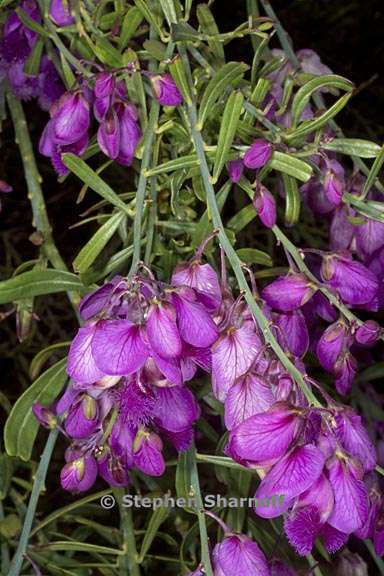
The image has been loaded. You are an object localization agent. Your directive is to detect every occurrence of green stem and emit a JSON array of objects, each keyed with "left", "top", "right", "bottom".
[
  {"left": 6, "top": 93, "right": 79, "bottom": 312},
  {"left": 178, "top": 45, "right": 320, "bottom": 407},
  {"left": 365, "top": 539, "right": 384, "bottom": 575},
  {"left": 306, "top": 553, "right": 324, "bottom": 576},
  {"left": 8, "top": 429, "right": 59, "bottom": 576},
  {"left": 115, "top": 489, "right": 141, "bottom": 576}
]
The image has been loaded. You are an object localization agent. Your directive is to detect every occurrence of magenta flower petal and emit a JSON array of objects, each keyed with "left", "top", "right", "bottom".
[
  {"left": 262, "top": 274, "right": 316, "bottom": 312},
  {"left": 67, "top": 323, "right": 105, "bottom": 384},
  {"left": 151, "top": 73, "right": 183, "bottom": 106},
  {"left": 227, "top": 403, "right": 302, "bottom": 467},
  {"left": 146, "top": 302, "right": 182, "bottom": 359},
  {"left": 64, "top": 394, "right": 99, "bottom": 439},
  {"left": 255, "top": 445, "right": 325, "bottom": 518},
  {"left": 327, "top": 458, "right": 368, "bottom": 533},
  {"left": 228, "top": 159, "right": 244, "bottom": 183},
  {"left": 319, "top": 523, "right": 349, "bottom": 553},
  {"left": 212, "top": 534, "right": 270, "bottom": 576},
  {"left": 316, "top": 321, "right": 348, "bottom": 372},
  {"left": 355, "top": 320, "right": 381, "bottom": 346},
  {"left": 149, "top": 352, "right": 183, "bottom": 386},
  {"left": 53, "top": 92, "right": 90, "bottom": 145},
  {"left": 94, "top": 72, "right": 115, "bottom": 99},
  {"left": 243, "top": 138, "right": 272, "bottom": 169},
  {"left": 224, "top": 373, "right": 275, "bottom": 430},
  {"left": 172, "top": 292, "right": 218, "bottom": 347},
  {"left": 321, "top": 253, "right": 379, "bottom": 306},
  {"left": 115, "top": 102, "right": 141, "bottom": 166},
  {"left": 152, "top": 386, "right": 200, "bottom": 433},
  {"left": 212, "top": 324, "right": 262, "bottom": 402},
  {"left": 324, "top": 169, "right": 344, "bottom": 206},
  {"left": 92, "top": 320, "right": 149, "bottom": 375},
  {"left": 171, "top": 261, "right": 222, "bottom": 311},
  {"left": 60, "top": 455, "right": 98, "bottom": 492},
  {"left": 355, "top": 217, "right": 384, "bottom": 259},
  {"left": 49, "top": 0, "right": 75, "bottom": 26},
  {"left": 97, "top": 107, "right": 120, "bottom": 160},
  {"left": 98, "top": 451, "right": 129, "bottom": 487},
  {"left": 275, "top": 311, "right": 309, "bottom": 357},
  {"left": 133, "top": 431, "right": 165, "bottom": 476},
  {"left": 284, "top": 506, "right": 322, "bottom": 556}
]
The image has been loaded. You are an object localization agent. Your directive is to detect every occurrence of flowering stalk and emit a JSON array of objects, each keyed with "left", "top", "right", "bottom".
[{"left": 177, "top": 44, "right": 321, "bottom": 408}]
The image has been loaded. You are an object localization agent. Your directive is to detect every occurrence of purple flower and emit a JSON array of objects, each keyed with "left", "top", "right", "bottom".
[
  {"left": 53, "top": 91, "right": 90, "bottom": 145},
  {"left": 316, "top": 321, "right": 349, "bottom": 372},
  {"left": 224, "top": 373, "right": 275, "bottom": 430},
  {"left": 334, "top": 352, "right": 357, "bottom": 395},
  {"left": 49, "top": 0, "right": 75, "bottom": 27},
  {"left": 227, "top": 159, "right": 244, "bottom": 183},
  {"left": 321, "top": 252, "right": 379, "bottom": 306},
  {"left": 275, "top": 310, "right": 309, "bottom": 357},
  {"left": 64, "top": 394, "right": 100, "bottom": 439},
  {"left": 171, "top": 289, "right": 218, "bottom": 348},
  {"left": 324, "top": 160, "right": 345, "bottom": 206},
  {"left": 171, "top": 259, "right": 222, "bottom": 312},
  {"left": 32, "top": 403, "right": 57, "bottom": 428},
  {"left": 94, "top": 72, "right": 115, "bottom": 99},
  {"left": 262, "top": 273, "right": 317, "bottom": 312},
  {"left": 243, "top": 139, "right": 272, "bottom": 169},
  {"left": 253, "top": 184, "right": 276, "bottom": 228},
  {"left": 255, "top": 444, "right": 325, "bottom": 518},
  {"left": 212, "top": 324, "right": 262, "bottom": 402},
  {"left": 355, "top": 217, "right": 384, "bottom": 259},
  {"left": 227, "top": 403, "right": 303, "bottom": 467},
  {"left": 132, "top": 429, "right": 165, "bottom": 476},
  {"left": 334, "top": 410, "right": 376, "bottom": 472},
  {"left": 60, "top": 455, "right": 98, "bottom": 492},
  {"left": 326, "top": 456, "right": 368, "bottom": 533},
  {"left": 150, "top": 73, "right": 183, "bottom": 106},
  {"left": 355, "top": 320, "right": 381, "bottom": 346},
  {"left": 97, "top": 107, "right": 120, "bottom": 159},
  {"left": 67, "top": 323, "right": 106, "bottom": 384},
  {"left": 98, "top": 450, "right": 129, "bottom": 487},
  {"left": 115, "top": 102, "right": 141, "bottom": 166},
  {"left": 212, "top": 533, "right": 270, "bottom": 576}
]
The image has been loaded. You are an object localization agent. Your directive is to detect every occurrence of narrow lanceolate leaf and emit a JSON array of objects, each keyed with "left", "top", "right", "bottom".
[
  {"left": 94, "top": 36, "right": 122, "bottom": 67},
  {"left": 132, "top": 0, "right": 163, "bottom": 38},
  {"left": 322, "top": 138, "right": 382, "bottom": 159},
  {"left": 343, "top": 192, "right": 384, "bottom": 224},
  {"left": 283, "top": 173, "right": 301, "bottom": 226},
  {"left": 268, "top": 151, "right": 313, "bottom": 182},
  {"left": 138, "top": 506, "right": 169, "bottom": 562},
  {"left": 24, "top": 37, "right": 44, "bottom": 76},
  {"left": 158, "top": 0, "right": 177, "bottom": 26},
  {"left": 236, "top": 248, "right": 273, "bottom": 267},
  {"left": 291, "top": 74, "right": 354, "bottom": 126},
  {"left": 0, "top": 269, "right": 84, "bottom": 305},
  {"left": 228, "top": 204, "right": 256, "bottom": 233},
  {"left": 119, "top": 6, "right": 144, "bottom": 49},
  {"left": 73, "top": 212, "right": 126, "bottom": 273},
  {"left": 146, "top": 154, "right": 200, "bottom": 176},
  {"left": 212, "top": 91, "right": 244, "bottom": 183},
  {"left": 196, "top": 3, "right": 225, "bottom": 63},
  {"left": 198, "top": 62, "right": 249, "bottom": 128},
  {"left": 285, "top": 92, "right": 352, "bottom": 141},
  {"left": 0, "top": 453, "right": 13, "bottom": 499},
  {"left": 4, "top": 359, "right": 67, "bottom": 461},
  {"left": 362, "top": 145, "right": 384, "bottom": 197},
  {"left": 30, "top": 341, "right": 70, "bottom": 380},
  {"left": 62, "top": 154, "right": 131, "bottom": 216},
  {"left": 169, "top": 55, "right": 192, "bottom": 105}
]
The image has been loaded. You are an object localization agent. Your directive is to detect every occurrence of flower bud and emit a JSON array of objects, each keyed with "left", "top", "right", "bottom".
[
  {"left": 227, "top": 159, "right": 244, "bottom": 183},
  {"left": 49, "top": 0, "right": 75, "bottom": 27},
  {"left": 133, "top": 429, "right": 165, "bottom": 476},
  {"left": 262, "top": 273, "right": 317, "bottom": 312},
  {"left": 64, "top": 394, "right": 100, "bottom": 439},
  {"left": 60, "top": 455, "right": 98, "bottom": 492},
  {"left": 32, "top": 403, "right": 57, "bottom": 429},
  {"left": 243, "top": 138, "right": 272, "bottom": 169},
  {"left": 253, "top": 183, "right": 276, "bottom": 228},
  {"left": 53, "top": 91, "right": 90, "bottom": 145},
  {"left": 355, "top": 320, "right": 381, "bottom": 346}
]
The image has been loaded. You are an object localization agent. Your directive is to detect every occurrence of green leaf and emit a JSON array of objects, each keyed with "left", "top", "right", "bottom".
[
  {"left": 286, "top": 92, "right": 352, "bottom": 141},
  {"left": 196, "top": 3, "right": 225, "bottom": 63},
  {"left": 0, "top": 269, "right": 84, "bottom": 305},
  {"left": 227, "top": 204, "right": 256, "bottom": 232},
  {"left": 39, "top": 541, "right": 123, "bottom": 555},
  {"left": 236, "top": 248, "right": 273, "bottom": 267},
  {"left": 132, "top": 0, "right": 163, "bottom": 38},
  {"left": 93, "top": 37, "right": 122, "bottom": 67},
  {"left": 143, "top": 39, "right": 167, "bottom": 61},
  {"left": 212, "top": 91, "right": 244, "bottom": 183},
  {"left": 362, "top": 145, "right": 384, "bottom": 197},
  {"left": 343, "top": 192, "right": 384, "bottom": 224},
  {"left": 282, "top": 173, "right": 301, "bottom": 226},
  {"left": 73, "top": 212, "right": 126, "bottom": 273},
  {"left": 4, "top": 359, "right": 67, "bottom": 460},
  {"left": 138, "top": 506, "right": 169, "bottom": 562},
  {"left": 291, "top": 74, "right": 353, "bottom": 126},
  {"left": 59, "top": 51, "right": 76, "bottom": 89},
  {"left": 171, "top": 22, "right": 201, "bottom": 42},
  {"left": 24, "top": 37, "right": 44, "bottom": 76},
  {"left": 169, "top": 55, "right": 193, "bottom": 106},
  {"left": 198, "top": 62, "right": 248, "bottom": 128},
  {"left": 62, "top": 154, "right": 131, "bottom": 216},
  {"left": 119, "top": 6, "right": 144, "bottom": 49},
  {"left": 192, "top": 181, "right": 231, "bottom": 247},
  {"left": 15, "top": 7, "right": 48, "bottom": 37},
  {"left": 146, "top": 154, "right": 200, "bottom": 176},
  {"left": 158, "top": 0, "right": 178, "bottom": 26},
  {"left": 30, "top": 341, "right": 70, "bottom": 380},
  {"left": 322, "top": 138, "right": 382, "bottom": 158},
  {"left": 268, "top": 151, "right": 312, "bottom": 182}
]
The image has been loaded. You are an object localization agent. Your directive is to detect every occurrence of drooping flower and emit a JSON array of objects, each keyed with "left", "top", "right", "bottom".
[
  {"left": 60, "top": 455, "right": 98, "bottom": 492},
  {"left": 227, "top": 159, "right": 244, "bottom": 183},
  {"left": 262, "top": 273, "right": 317, "bottom": 312},
  {"left": 212, "top": 533, "right": 270, "bottom": 576},
  {"left": 49, "top": 0, "right": 75, "bottom": 26},
  {"left": 150, "top": 73, "right": 183, "bottom": 106}
]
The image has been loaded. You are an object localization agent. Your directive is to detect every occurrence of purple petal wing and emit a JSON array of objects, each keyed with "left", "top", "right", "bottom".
[
  {"left": 224, "top": 374, "right": 276, "bottom": 430},
  {"left": 67, "top": 324, "right": 105, "bottom": 384}
]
